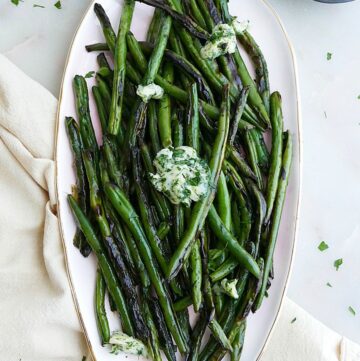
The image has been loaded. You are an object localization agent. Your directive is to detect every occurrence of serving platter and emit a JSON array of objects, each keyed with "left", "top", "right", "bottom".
[{"left": 55, "top": 0, "right": 302, "bottom": 359}]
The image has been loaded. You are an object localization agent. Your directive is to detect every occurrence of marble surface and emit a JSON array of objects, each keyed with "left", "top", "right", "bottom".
[{"left": 1, "top": 0, "right": 359, "bottom": 345}]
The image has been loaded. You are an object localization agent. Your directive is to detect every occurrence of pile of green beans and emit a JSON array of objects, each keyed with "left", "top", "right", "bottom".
[{"left": 66, "top": 1, "right": 293, "bottom": 360}]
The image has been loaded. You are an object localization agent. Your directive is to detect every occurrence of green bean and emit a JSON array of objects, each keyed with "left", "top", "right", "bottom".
[
  {"left": 158, "top": 62, "right": 173, "bottom": 148},
  {"left": 187, "top": 309, "right": 213, "bottom": 361},
  {"left": 148, "top": 102, "right": 162, "bottom": 154},
  {"left": 92, "top": 86, "right": 108, "bottom": 132},
  {"left": 96, "top": 74, "right": 111, "bottom": 111},
  {"left": 136, "top": 0, "right": 209, "bottom": 40},
  {"left": 142, "top": 15, "right": 172, "bottom": 85},
  {"left": 210, "top": 258, "right": 237, "bottom": 283},
  {"left": 230, "top": 320, "right": 246, "bottom": 361},
  {"left": 190, "top": 239, "right": 202, "bottom": 312},
  {"left": 103, "top": 199, "right": 138, "bottom": 282},
  {"left": 97, "top": 52, "right": 112, "bottom": 84},
  {"left": 225, "top": 163, "right": 253, "bottom": 244},
  {"left": 93, "top": 4, "right": 116, "bottom": 52},
  {"left": 186, "top": 83, "right": 200, "bottom": 152},
  {"left": 167, "top": 86, "right": 230, "bottom": 280},
  {"left": 229, "top": 87, "right": 250, "bottom": 146},
  {"left": 104, "top": 183, "right": 188, "bottom": 353},
  {"left": 157, "top": 222, "right": 171, "bottom": 240},
  {"left": 244, "top": 179, "right": 267, "bottom": 257},
  {"left": 265, "top": 92, "right": 284, "bottom": 224},
  {"left": 65, "top": 117, "right": 91, "bottom": 257},
  {"left": 215, "top": 172, "right": 231, "bottom": 230},
  {"left": 168, "top": 33, "right": 192, "bottom": 90},
  {"left": 173, "top": 296, "right": 193, "bottom": 312},
  {"left": 207, "top": 206, "right": 260, "bottom": 279},
  {"left": 147, "top": 8, "right": 164, "bottom": 44},
  {"left": 208, "top": 319, "right": 233, "bottom": 352},
  {"left": 140, "top": 142, "right": 172, "bottom": 221},
  {"left": 249, "top": 129, "right": 270, "bottom": 172},
  {"left": 108, "top": 0, "right": 135, "bottom": 135},
  {"left": 227, "top": 146, "right": 257, "bottom": 182},
  {"left": 133, "top": 151, "right": 173, "bottom": 273},
  {"left": 102, "top": 137, "right": 123, "bottom": 188},
  {"left": 85, "top": 42, "right": 109, "bottom": 52},
  {"left": 253, "top": 131, "right": 292, "bottom": 311},
  {"left": 213, "top": 289, "right": 224, "bottom": 318},
  {"left": 73, "top": 76, "right": 98, "bottom": 152},
  {"left": 172, "top": 111, "right": 184, "bottom": 148},
  {"left": 238, "top": 30, "right": 270, "bottom": 113},
  {"left": 243, "top": 130, "right": 264, "bottom": 190},
  {"left": 149, "top": 296, "right": 177, "bottom": 361},
  {"left": 95, "top": 269, "right": 110, "bottom": 345},
  {"left": 231, "top": 198, "right": 242, "bottom": 240},
  {"left": 140, "top": 291, "right": 162, "bottom": 361},
  {"left": 68, "top": 195, "right": 134, "bottom": 336},
  {"left": 188, "top": 0, "right": 207, "bottom": 28}
]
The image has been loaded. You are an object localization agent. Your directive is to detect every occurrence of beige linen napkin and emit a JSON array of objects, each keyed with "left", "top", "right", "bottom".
[{"left": 0, "top": 54, "right": 359, "bottom": 361}]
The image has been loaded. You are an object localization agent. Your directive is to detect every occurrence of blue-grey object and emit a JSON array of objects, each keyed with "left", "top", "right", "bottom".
[{"left": 315, "top": 0, "right": 354, "bottom": 2}]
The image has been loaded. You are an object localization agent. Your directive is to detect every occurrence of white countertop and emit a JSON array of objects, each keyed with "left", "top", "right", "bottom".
[{"left": 1, "top": 0, "right": 359, "bottom": 345}]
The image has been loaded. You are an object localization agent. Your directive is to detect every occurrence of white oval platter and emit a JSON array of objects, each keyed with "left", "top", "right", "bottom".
[{"left": 55, "top": 0, "right": 302, "bottom": 360}]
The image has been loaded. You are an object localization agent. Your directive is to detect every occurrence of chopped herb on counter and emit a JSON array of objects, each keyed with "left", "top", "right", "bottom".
[
  {"left": 318, "top": 241, "right": 329, "bottom": 252},
  {"left": 348, "top": 306, "right": 356, "bottom": 316},
  {"left": 334, "top": 258, "right": 343, "bottom": 271}
]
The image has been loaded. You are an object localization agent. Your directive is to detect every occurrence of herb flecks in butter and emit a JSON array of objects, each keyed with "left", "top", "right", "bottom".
[
  {"left": 136, "top": 83, "right": 164, "bottom": 103},
  {"left": 108, "top": 331, "right": 148, "bottom": 357},
  {"left": 200, "top": 24, "right": 237, "bottom": 60},
  {"left": 150, "top": 146, "right": 210, "bottom": 207}
]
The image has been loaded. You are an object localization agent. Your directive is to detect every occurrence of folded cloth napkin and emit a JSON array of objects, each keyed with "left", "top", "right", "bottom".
[{"left": 0, "top": 54, "right": 359, "bottom": 361}]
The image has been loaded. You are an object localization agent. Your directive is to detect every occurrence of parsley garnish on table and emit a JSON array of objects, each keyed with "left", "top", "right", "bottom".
[
  {"left": 327, "top": 52, "right": 332, "bottom": 61},
  {"left": 54, "top": 1, "right": 62, "bottom": 9},
  {"left": 334, "top": 258, "right": 343, "bottom": 271},
  {"left": 348, "top": 306, "right": 356, "bottom": 316},
  {"left": 318, "top": 241, "right": 329, "bottom": 252}
]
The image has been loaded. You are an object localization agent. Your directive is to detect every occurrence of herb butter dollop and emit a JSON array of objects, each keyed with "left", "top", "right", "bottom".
[
  {"left": 149, "top": 146, "right": 210, "bottom": 207},
  {"left": 200, "top": 23, "right": 237, "bottom": 60},
  {"left": 220, "top": 278, "right": 239, "bottom": 299},
  {"left": 108, "top": 331, "right": 149, "bottom": 357},
  {"left": 136, "top": 83, "right": 164, "bottom": 103}
]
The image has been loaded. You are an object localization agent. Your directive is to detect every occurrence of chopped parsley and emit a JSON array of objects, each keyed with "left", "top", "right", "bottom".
[
  {"left": 357, "top": 95, "right": 360, "bottom": 100},
  {"left": 291, "top": 317, "right": 297, "bottom": 324},
  {"left": 326, "top": 282, "right": 332, "bottom": 288},
  {"left": 318, "top": 241, "right": 329, "bottom": 252},
  {"left": 54, "top": 0, "right": 62, "bottom": 9},
  {"left": 33, "top": 4, "right": 45, "bottom": 7},
  {"left": 334, "top": 258, "right": 343, "bottom": 271},
  {"left": 348, "top": 306, "right": 356, "bottom": 316},
  {"left": 11, "top": 0, "right": 20, "bottom": 5},
  {"left": 327, "top": 52, "right": 332, "bottom": 61},
  {"left": 84, "top": 71, "right": 95, "bottom": 79}
]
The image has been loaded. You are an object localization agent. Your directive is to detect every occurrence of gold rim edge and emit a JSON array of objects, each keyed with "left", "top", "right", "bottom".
[{"left": 53, "top": 1, "right": 303, "bottom": 360}]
